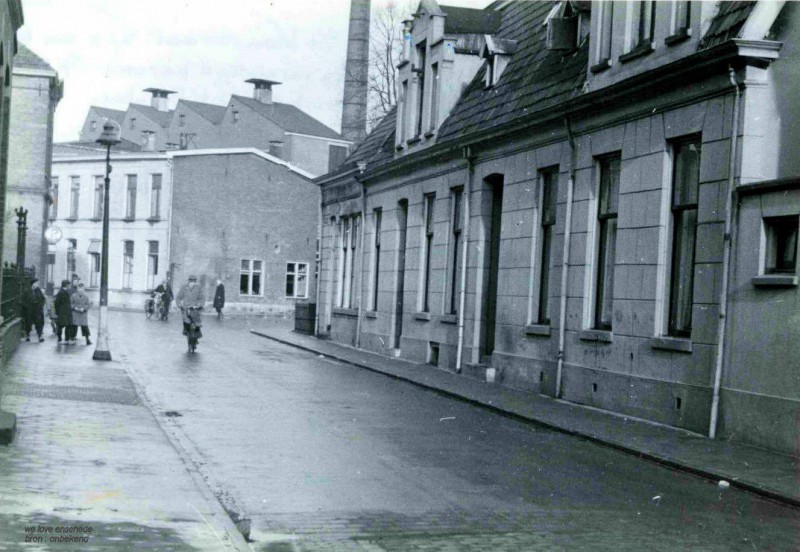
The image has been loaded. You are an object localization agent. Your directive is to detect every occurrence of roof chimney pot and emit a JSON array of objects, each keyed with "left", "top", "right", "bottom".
[
  {"left": 143, "top": 88, "right": 177, "bottom": 112},
  {"left": 246, "top": 78, "right": 281, "bottom": 105}
]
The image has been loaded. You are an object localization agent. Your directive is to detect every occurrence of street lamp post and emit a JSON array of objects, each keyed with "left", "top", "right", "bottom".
[{"left": 93, "top": 122, "right": 121, "bottom": 361}]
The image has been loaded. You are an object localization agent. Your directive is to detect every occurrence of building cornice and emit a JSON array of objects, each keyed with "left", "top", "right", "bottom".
[
  {"left": 737, "top": 176, "right": 800, "bottom": 197},
  {"left": 12, "top": 66, "right": 58, "bottom": 79}
]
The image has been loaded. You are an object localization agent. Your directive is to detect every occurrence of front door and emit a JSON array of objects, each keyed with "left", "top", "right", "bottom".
[
  {"left": 394, "top": 200, "right": 408, "bottom": 349},
  {"left": 482, "top": 178, "right": 503, "bottom": 359}
]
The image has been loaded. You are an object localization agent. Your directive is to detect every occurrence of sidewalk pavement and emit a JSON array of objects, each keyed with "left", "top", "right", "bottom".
[
  {"left": 250, "top": 323, "right": 799, "bottom": 510},
  {"left": 0, "top": 330, "right": 250, "bottom": 551}
]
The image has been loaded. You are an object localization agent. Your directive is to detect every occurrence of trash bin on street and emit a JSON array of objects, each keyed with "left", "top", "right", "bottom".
[{"left": 294, "top": 302, "right": 316, "bottom": 335}]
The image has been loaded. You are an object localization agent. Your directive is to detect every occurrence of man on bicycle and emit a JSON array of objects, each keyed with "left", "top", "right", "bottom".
[{"left": 176, "top": 275, "right": 205, "bottom": 336}]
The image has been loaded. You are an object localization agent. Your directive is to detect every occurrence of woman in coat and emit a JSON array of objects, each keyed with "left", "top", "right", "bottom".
[
  {"left": 213, "top": 280, "right": 225, "bottom": 318},
  {"left": 53, "top": 280, "right": 73, "bottom": 343},
  {"left": 70, "top": 282, "right": 92, "bottom": 345}
]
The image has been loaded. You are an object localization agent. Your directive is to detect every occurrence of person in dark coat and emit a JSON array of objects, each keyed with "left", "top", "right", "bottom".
[
  {"left": 213, "top": 280, "right": 225, "bottom": 318},
  {"left": 65, "top": 274, "right": 80, "bottom": 342},
  {"left": 53, "top": 280, "right": 73, "bottom": 343},
  {"left": 23, "top": 278, "right": 46, "bottom": 342}
]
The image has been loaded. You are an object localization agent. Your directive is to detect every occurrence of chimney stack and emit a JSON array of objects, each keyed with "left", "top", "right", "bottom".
[
  {"left": 341, "top": 0, "right": 370, "bottom": 145},
  {"left": 245, "top": 78, "right": 281, "bottom": 105},
  {"left": 143, "top": 88, "right": 177, "bottom": 112},
  {"left": 141, "top": 130, "right": 156, "bottom": 151}
]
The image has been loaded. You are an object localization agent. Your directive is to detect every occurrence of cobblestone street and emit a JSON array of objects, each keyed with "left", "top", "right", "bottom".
[{"left": 30, "top": 310, "right": 793, "bottom": 551}]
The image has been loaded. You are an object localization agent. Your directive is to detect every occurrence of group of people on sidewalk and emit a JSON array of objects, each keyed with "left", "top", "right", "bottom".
[{"left": 21, "top": 275, "right": 92, "bottom": 345}]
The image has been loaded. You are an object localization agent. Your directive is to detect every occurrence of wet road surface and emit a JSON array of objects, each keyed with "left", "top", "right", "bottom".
[{"left": 112, "top": 311, "right": 799, "bottom": 551}]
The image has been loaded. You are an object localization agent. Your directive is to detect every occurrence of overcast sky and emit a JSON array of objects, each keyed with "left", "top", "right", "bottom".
[{"left": 18, "top": 0, "right": 490, "bottom": 143}]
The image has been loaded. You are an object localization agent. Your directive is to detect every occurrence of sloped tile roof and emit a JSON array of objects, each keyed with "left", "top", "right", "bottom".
[
  {"left": 232, "top": 95, "right": 343, "bottom": 140},
  {"left": 440, "top": 4, "right": 501, "bottom": 35},
  {"left": 348, "top": 106, "right": 396, "bottom": 167},
  {"left": 437, "top": 0, "right": 587, "bottom": 143},
  {"left": 181, "top": 99, "right": 227, "bottom": 124},
  {"left": 90, "top": 106, "right": 126, "bottom": 125},
  {"left": 129, "top": 103, "right": 174, "bottom": 128},
  {"left": 13, "top": 43, "right": 55, "bottom": 71},
  {"left": 699, "top": 1, "right": 757, "bottom": 50}
]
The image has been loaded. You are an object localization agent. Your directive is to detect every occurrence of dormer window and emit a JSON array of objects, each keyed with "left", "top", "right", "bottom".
[
  {"left": 481, "top": 36, "right": 517, "bottom": 88},
  {"left": 545, "top": 1, "right": 581, "bottom": 51}
]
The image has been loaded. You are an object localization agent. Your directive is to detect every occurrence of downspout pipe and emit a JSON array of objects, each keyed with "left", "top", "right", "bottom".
[
  {"left": 455, "top": 146, "right": 475, "bottom": 373},
  {"left": 313, "top": 190, "right": 323, "bottom": 336},
  {"left": 555, "top": 116, "right": 576, "bottom": 399},
  {"left": 354, "top": 165, "right": 368, "bottom": 348},
  {"left": 709, "top": 66, "right": 742, "bottom": 439}
]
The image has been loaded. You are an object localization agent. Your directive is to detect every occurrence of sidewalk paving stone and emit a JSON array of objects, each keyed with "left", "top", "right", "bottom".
[
  {"left": 0, "top": 331, "right": 249, "bottom": 551},
  {"left": 250, "top": 323, "right": 800, "bottom": 509}
]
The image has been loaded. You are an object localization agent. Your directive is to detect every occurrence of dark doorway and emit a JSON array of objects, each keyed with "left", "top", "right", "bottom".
[
  {"left": 482, "top": 175, "right": 504, "bottom": 360},
  {"left": 394, "top": 199, "right": 408, "bottom": 349}
]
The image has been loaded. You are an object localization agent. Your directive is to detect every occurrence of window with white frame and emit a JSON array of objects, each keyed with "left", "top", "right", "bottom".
[
  {"left": 447, "top": 188, "right": 463, "bottom": 315},
  {"left": 671, "top": 0, "right": 691, "bottom": 36},
  {"left": 421, "top": 193, "right": 435, "bottom": 312},
  {"left": 69, "top": 176, "right": 80, "bottom": 219},
  {"left": 414, "top": 41, "right": 426, "bottom": 138},
  {"left": 764, "top": 216, "right": 799, "bottom": 274},
  {"left": 66, "top": 239, "right": 77, "bottom": 277},
  {"left": 122, "top": 240, "right": 134, "bottom": 289},
  {"left": 129, "top": 117, "right": 136, "bottom": 130},
  {"left": 286, "top": 262, "right": 309, "bottom": 298},
  {"left": 93, "top": 176, "right": 104, "bottom": 219},
  {"left": 631, "top": 0, "right": 656, "bottom": 51},
  {"left": 126, "top": 175, "right": 137, "bottom": 219},
  {"left": 596, "top": 0, "right": 614, "bottom": 64},
  {"left": 429, "top": 63, "right": 440, "bottom": 131},
  {"left": 150, "top": 174, "right": 162, "bottom": 218},
  {"left": 240, "top": 259, "right": 263, "bottom": 296},
  {"left": 399, "top": 80, "right": 408, "bottom": 143},
  {"left": 594, "top": 154, "right": 620, "bottom": 331},
  {"left": 89, "top": 251, "right": 100, "bottom": 288},
  {"left": 345, "top": 215, "right": 360, "bottom": 308},
  {"left": 49, "top": 176, "right": 58, "bottom": 220},
  {"left": 179, "top": 114, "right": 185, "bottom": 127},
  {"left": 537, "top": 167, "right": 558, "bottom": 325},
  {"left": 667, "top": 138, "right": 701, "bottom": 337},
  {"left": 371, "top": 209, "right": 382, "bottom": 311}
]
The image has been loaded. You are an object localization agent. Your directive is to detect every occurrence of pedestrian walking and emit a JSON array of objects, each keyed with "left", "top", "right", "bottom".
[
  {"left": 23, "top": 278, "right": 46, "bottom": 342},
  {"left": 213, "top": 280, "right": 225, "bottom": 318},
  {"left": 53, "top": 280, "right": 72, "bottom": 343},
  {"left": 65, "top": 274, "right": 80, "bottom": 342},
  {"left": 70, "top": 282, "right": 92, "bottom": 345}
]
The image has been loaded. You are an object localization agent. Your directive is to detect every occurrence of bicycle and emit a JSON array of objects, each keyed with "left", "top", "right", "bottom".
[
  {"left": 182, "top": 306, "right": 203, "bottom": 353},
  {"left": 144, "top": 297, "right": 156, "bottom": 319}
]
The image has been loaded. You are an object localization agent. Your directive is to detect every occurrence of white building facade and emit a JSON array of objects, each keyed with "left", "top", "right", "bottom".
[{"left": 50, "top": 144, "right": 171, "bottom": 308}]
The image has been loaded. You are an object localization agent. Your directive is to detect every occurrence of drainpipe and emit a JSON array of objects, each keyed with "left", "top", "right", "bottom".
[
  {"left": 354, "top": 163, "right": 368, "bottom": 348},
  {"left": 555, "top": 116, "right": 576, "bottom": 399},
  {"left": 313, "top": 190, "right": 323, "bottom": 336},
  {"left": 709, "top": 66, "right": 742, "bottom": 439},
  {"left": 455, "top": 146, "right": 475, "bottom": 373}
]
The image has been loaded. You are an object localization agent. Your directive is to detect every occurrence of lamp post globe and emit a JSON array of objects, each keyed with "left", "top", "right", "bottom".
[{"left": 93, "top": 121, "right": 121, "bottom": 361}]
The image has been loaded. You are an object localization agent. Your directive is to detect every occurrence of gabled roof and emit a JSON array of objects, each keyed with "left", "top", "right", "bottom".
[
  {"left": 231, "top": 95, "right": 343, "bottom": 140},
  {"left": 14, "top": 43, "right": 55, "bottom": 72},
  {"left": 438, "top": 1, "right": 587, "bottom": 143},
  {"left": 699, "top": 1, "right": 758, "bottom": 50},
  {"left": 440, "top": 4, "right": 502, "bottom": 35},
  {"left": 180, "top": 99, "right": 227, "bottom": 124},
  {"left": 88, "top": 106, "right": 126, "bottom": 125},
  {"left": 129, "top": 103, "right": 174, "bottom": 128}
]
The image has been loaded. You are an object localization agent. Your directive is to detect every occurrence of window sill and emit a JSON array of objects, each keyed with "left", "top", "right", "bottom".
[
  {"left": 397, "top": 60, "right": 410, "bottom": 70},
  {"left": 579, "top": 329, "right": 613, "bottom": 343},
  {"left": 665, "top": 27, "right": 691, "bottom": 46},
  {"left": 406, "top": 136, "right": 421, "bottom": 145},
  {"left": 122, "top": 217, "right": 136, "bottom": 223},
  {"left": 590, "top": 58, "right": 612, "bottom": 74},
  {"left": 395, "top": 144, "right": 404, "bottom": 152},
  {"left": 66, "top": 217, "right": 77, "bottom": 222},
  {"left": 650, "top": 336, "right": 693, "bottom": 353},
  {"left": 146, "top": 217, "right": 161, "bottom": 223},
  {"left": 89, "top": 217, "right": 102, "bottom": 222},
  {"left": 525, "top": 324, "right": 551, "bottom": 337},
  {"left": 440, "top": 313, "right": 457, "bottom": 324},
  {"left": 424, "top": 130, "right": 436, "bottom": 139},
  {"left": 413, "top": 311, "right": 430, "bottom": 321},
  {"left": 332, "top": 307, "right": 358, "bottom": 318},
  {"left": 619, "top": 42, "right": 654, "bottom": 64},
  {"left": 752, "top": 274, "right": 799, "bottom": 288},
  {"left": 365, "top": 310, "right": 378, "bottom": 319}
]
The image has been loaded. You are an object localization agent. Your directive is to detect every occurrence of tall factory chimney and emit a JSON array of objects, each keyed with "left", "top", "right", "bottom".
[{"left": 340, "top": 0, "right": 370, "bottom": 145}]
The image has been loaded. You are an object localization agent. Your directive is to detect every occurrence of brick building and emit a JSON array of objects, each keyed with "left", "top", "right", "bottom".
[
  {"left": 316, "top": 0, "right": 800, "bottom": 455},
  {"left": 3, "top": 43, "right": 61, "bottom": 275},
  {"left": 169, "top": 149, "right": 318, "bottom": 314},
  {"left": 76, "top": 80, "right": 352, "bottom": 178}
]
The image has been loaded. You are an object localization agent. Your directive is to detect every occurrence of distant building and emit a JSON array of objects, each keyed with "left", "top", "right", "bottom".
[
  {"left": 50, "top": 144, "right": 317, "bottom": 313},
  {"left": 316, "top": 0, "right": 800, "bottom": 456},
  {"left": 3, "top": 43, "right": 61, "bottom": 276},
  {"left": 76, "top": 80, "right": 352, "bottom": 177}
]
